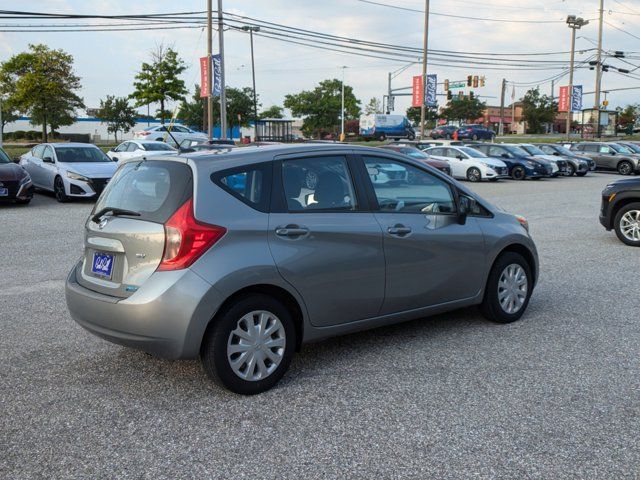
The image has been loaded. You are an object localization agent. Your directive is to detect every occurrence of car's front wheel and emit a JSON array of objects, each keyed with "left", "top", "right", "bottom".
[
  {"left": 566, "top": 163, "right": 576, "bottom": 176},
  {"left": 201, "top": 294, "right": 296, "bottom": 394},
  {"left": 614, "top": 202, "right": 640, "bottom": 246},
  {"left": 618, "top": 161, "right": 633, "bottom": 175},
  {"left": 466, "top": 167, "right": 481, "bottom": 182},
  {"left": 481, "top": 252, "right": 533, "bottom": 323},
  {"left": 54, "top": 176, "right": 69, "bottom": 203},
  {"left": 511, "top": 166, "right": 526, "bottom": 180}
]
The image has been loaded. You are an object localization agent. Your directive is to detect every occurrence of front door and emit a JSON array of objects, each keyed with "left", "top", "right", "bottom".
[
  {"left": 360, "top": 154, "right": 486, "bottom": 314},
  {"left": 268, "top": 153, "right": 386, "bottom": 327}
]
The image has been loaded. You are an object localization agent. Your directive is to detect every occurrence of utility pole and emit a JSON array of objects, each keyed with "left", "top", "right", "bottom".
[
  {"left": 0, "top": 96, "right": 3, "bottom": 147},
  {"left": 566, "top": 15, "right": 588, "bottom": 140},
  {"left": 499, "top": 78, "right": 506, "bottom": 136},
  {"left": 340, "top": 66, "right": 347, "bottom": 142},
  {"left": 594, "top": 0, "right": 604, "bottom": 137},
  {"left": 419, "top": 0, "right": 430, "bottom": 139},
  {"left": 217, "top": 0, "right": 227, "bottom": 139},
  {"left": 242, "top": 25, "right": 260, "bottom": 141},
  {"left": 550, "top": 79, "right": 554, "bottom": 134},
  {"left": 207, "top": 0, "right": 213, "bottom": 140},
  {"left": 387, "top": 72, "right": 392, "bottom": 113}
]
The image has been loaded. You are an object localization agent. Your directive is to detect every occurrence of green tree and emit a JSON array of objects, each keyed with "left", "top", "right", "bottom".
[
  {"left": 178, "top": 85, "right": 205, "bottom": 131},
  {"left": 364, "top": 97, "right": 382, "bottom": 115},
  {"left": 521, "top": 87, "right": 557, "bottom": 134},
  {"left": 616, "top": 104, "right": 638, "bottom": 132},
  {"left": 0, "top": 44, "right": 84, "bottom": 141},
  {"left": 284, "top": 78, "right": 360, "bottom": 138},
  {"left": 96, "top": 95, "right": 137, "bottom": 142},
  {"left": 130, "top": 44, "right": 187, "bottom": 125},
  {"left": 406, "top": 105, "right": 439, "bottom": 129},
  {"left": 259, "top": 105, "right": 285, "bottom": 119},
  {"left": 440, "top": 97, "right": 486, "bottom": 124},
  {"left": 225, "top": 87, "right": 258, "bottom": 138}
]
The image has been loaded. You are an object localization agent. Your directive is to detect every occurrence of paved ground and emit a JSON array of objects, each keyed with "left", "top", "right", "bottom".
[{"left": 1, "top": 174, "right": 639, "bottom": 479}]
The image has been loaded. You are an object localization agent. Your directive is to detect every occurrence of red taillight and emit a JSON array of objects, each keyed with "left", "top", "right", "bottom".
[
  {"left": 158, "top": 198, "right": 226, "bottom": 271},
  {"left": 138, "top": 131, "right": 151, "bottom": 136}
]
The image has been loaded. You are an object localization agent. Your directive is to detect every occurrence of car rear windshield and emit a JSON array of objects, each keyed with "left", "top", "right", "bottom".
[
  {"left": 55, "top": 147, "right": 111, "bottom": 163},
  {"left": 144, "top": 143, "right": 175, "bottom": 151},
  {"left": 92, "top": 160, "right": 192, "bottom": 223}
]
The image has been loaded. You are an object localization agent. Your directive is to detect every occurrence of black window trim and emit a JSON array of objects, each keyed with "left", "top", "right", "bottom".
[
  {"left": 211, "top": 161, "right": 273, "bottom": 213},
  {"left": 356, "top": 153, "right": 459, "bottom": 217}
]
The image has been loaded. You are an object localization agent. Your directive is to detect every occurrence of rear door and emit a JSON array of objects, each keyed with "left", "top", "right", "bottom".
[
  {"left": 359, "top": 154, "right": 486, "bottom": 314},
  {"left": 268, "top": 152, "right": 385, "bottom": 327},
  {"left": 75, "top": 160, "right": 192, "bottom": 298},
  {"left": 23, "top": 145, "right": 45, "bottom": 187}
]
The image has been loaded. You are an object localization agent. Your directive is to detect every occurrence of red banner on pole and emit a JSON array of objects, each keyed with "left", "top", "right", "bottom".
[
  {"left": 558, "top": 86, "right": 569, "bottom": 112},
  {"left": 200, "top": 56, "right": 210, "bottom": 98},
  {"left": 412, "top": 75, "right": 423, "bottom": 107}
]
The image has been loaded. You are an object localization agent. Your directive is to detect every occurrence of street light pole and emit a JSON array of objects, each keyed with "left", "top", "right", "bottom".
[
  {"left": 419, "top": 0, "right": 430, "bottom": 139},
  {"left": 217, "top": 0, "right": 227, "bottom": 139},
  {"left": 242, "top": 25, "right": 260, "bottom": 141},
  {"left": 566, "top": 15, "right": 588, "bottom": 141},
  {"left": 340, "top": 66, "right": 347, "bottom": 142},
  {"left": 594, "top": 0, "right": 604, "bottom": 137}
]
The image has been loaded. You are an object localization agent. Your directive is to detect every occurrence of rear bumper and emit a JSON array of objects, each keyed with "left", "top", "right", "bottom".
[{"left": 65, "top": 263, "right": 225, "bottom": 359}]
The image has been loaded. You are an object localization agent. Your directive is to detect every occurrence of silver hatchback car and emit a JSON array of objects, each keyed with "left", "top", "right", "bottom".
[{"left": 66, "top": 144, "right": 539, "bottom": 394}]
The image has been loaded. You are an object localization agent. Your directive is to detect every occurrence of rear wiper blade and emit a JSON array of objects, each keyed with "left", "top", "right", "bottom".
[{"left": 92, "top": 207, "right": 141, "bottom": 224}]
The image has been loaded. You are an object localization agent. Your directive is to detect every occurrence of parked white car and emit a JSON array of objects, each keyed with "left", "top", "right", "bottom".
[
  {"left": 20, "top": 143, "right": 117, "bottom": 202},
  {"left": 424, "top": 146, "right": 509, "bottom": 182},
  {"left": 106, "top": 140, "right": 176, "bottom": 163},
  {"left": 134, "top": 125, "right": 207, "bottom": 146}
]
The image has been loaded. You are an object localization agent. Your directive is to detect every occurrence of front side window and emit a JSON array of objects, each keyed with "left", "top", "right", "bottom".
[
  {"left": 126, "top": 143, "right": 139, "bottom": 152},
  {"left": 43, "top": 146, "right": 55, "bottom": 161},
  {"left": 428, "top": 148, "right": 445, "bottom": 156},
  {"left": 489, "top": 146, "right": 508, "bottom": 158},
  {"left": 363, "top": 156, "right": 456, "bottom": 214},
  {"left": 281, "top": 156, "right": 356, "bottom": 212},
  {"left": 32, "top": 145, "right": 45, "bottom": 158},
  {"left": 114, "top": 143, "right": 128, "bottom": 152},
  {"left": 539, "top": 145, "right": 554, "bottom": 154},
  {"left": 599, "top": 145, "right": 611, "bottom": 154}
]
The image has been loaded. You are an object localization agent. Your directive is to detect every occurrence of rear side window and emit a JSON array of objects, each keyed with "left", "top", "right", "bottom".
[
  {"left": 212, "top": 162, "right": 272, "bottom": 212},
  {"left": 93, "top": 160, "right": 192, "bottom": 223}
]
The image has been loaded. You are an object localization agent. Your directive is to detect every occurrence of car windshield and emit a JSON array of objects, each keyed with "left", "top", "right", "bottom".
[
  {"left": 620, "top": 143, "right": 640, "bottom": 153},
  {"left": 610, "top": 143, "right": 633, "bottom": 154},
  {"left": 0, "top": 148, "right": 11, "bottom": 164},
  {"left": 505, "top": 146, "right": 529, "bottom": 156},
  {"left": 458, "top": 147, "right": 485, "bottom": 158},
  {"left": 400, "top": 148, "right": 428, "bottom": 159},
  {"left": 553, "top": 145, "right": 573, "bottom": 155},
  {"left": 522, "top": 145, "right": 546, "bottom": 155},
  {"left": 54, "top": 146, "right": 111, "bottom": 163},
  {"left": 144, "top": 143, "right": 176, "bottom": 151}
]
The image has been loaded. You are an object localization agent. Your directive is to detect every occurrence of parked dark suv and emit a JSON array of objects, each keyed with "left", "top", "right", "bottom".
[
  {"left": 600, "top": 177, "right": 640, "bottom": 246},
  {"left": 471, "top": 144, "right": 552, "bottom": 180}
]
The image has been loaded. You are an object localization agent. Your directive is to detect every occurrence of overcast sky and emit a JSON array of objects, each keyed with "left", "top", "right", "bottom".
[{"left": 2, "top": 0, "right": 639, "bottom": 117}]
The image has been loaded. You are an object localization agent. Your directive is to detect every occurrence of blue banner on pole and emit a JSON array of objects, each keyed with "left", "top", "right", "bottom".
[
  {"left": 570, "top": 85, "right": 582, "bottom": 112},
  {"left": 212, "top": 54, "right": 222, "bottom": 96},
  {"left": 425, "top": 74, "right": 437, "bottom": 107}
]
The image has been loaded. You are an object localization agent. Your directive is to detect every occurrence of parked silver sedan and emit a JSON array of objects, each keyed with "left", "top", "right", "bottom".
[
  {"left": 66, "top": 144, "right": 539, "bottom": 394},
  {"left": 106, "top": 140, "right": 176, "bottom": 163}
]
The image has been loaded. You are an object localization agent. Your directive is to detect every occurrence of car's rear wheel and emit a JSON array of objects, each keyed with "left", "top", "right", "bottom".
[
  {"left": 466, "top": 167, "right": 481, "bottom": 182},
  {"left": 407, "top": 133, "right": 415, "bottom": 140},
  {"left": 614, "top": 202, "right": 640, "bottom": 246},
  {"left": 201, "top": 294, "right": 296, "bottom": 394},
  {"left": 54, "top": 176, "right": 69, "bottom": 203},
  {"left": 511, "top": 166, "right": 526, "bottom": 180},
  {"left": 618, "top": 161, "right": 633, "bottom": 175},
  {"left": 472, "top": 134, "right": 479, "bottom": 141},
  {"left": 481, "top": 252, "right": 532, "bottom": 323},
  {"left": 576, "top": 171, "right": 587, "bottom": 177},
  {"left": 378, "top": 133, "right": 386, "bottom": 141}
]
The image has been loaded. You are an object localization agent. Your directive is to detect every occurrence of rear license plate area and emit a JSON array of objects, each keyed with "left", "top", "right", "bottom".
[{"left": 91, "top": 252, "right": 114, "bottom": 279}]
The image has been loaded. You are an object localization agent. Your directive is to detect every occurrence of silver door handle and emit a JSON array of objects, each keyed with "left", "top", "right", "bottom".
[
  {"left": 387, "top": 226, "right": 412, "bottom": 236},
  {"left": 275, "top": 227, "right": 309, "bottom": 237}
]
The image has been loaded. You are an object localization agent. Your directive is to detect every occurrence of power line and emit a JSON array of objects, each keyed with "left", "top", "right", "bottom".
[{"left": 604, "top": 20, "right": 640, "bottom": 42}]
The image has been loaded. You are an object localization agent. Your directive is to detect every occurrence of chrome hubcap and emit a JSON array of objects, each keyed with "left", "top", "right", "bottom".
[
  {"left": 468, "top": 169, "right": 480, "bottom": 181},
  {"left": 620, "top": 210, "right": 640, "bottom": 242},
  {"left": 227, "top": 310, "right": 286, "bottom": 381},
  {"left": 620, "top": 163, "right": 631, "bottom": 175},
  {"left": 498, "top": 264, "right": 528, "bottom": 314}
]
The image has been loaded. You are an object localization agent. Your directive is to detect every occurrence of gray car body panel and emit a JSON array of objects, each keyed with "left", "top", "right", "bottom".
[{"left": 65, "top": 144, "right": 539, "bottom": 359}]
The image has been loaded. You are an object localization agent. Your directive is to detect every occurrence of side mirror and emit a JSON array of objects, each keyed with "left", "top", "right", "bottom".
[
  {"left": 456, "top": 155, "right": 464, "bottom": 160},
  {"left": 457, "top": 195, "right": 476, "bottom": 225},
  {"left": 13, "top": 156, "right": 20, "bottom": 164},
  {"left": 501, "top": 153, "right": 509, "bottom": 159},
  {"left": 610, "top": 150, "right": 616, "bottom": 155},
  {"left": 43, "top": 156, "right": 54, "bottom": 164},
  {"left": 553, "top": 152, "right": 560, "bottom": 156}
]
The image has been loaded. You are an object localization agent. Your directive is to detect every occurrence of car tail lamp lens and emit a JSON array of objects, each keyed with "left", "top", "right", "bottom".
[
  {"left": 139, "top": 131, "right": 151, "bottom": 136},
  {"left": 158, "top": 198, "right": 226, "bottom": 271}
]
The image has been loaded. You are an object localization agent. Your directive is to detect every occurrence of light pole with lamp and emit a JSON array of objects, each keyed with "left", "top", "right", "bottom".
[{"left": 566, "top": 15, "right": 589, "bottom": 140}]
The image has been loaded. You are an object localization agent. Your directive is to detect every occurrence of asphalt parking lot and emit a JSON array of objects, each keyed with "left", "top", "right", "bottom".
[{"left": 1, "top": 173, "right": 639, "bottom": 479}]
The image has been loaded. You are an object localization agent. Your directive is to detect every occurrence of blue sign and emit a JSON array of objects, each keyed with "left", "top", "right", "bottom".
[
  {"left": 212, "top": 54, "right": 222, "bottom": 96},
  {"left": 571, "top": 85, "right": 582, "bottom": 112},
  {"left": 425, "top": 74, "right": 437, "bottom": 107},
  {"left": 92, "top": 252, "right": 114, "bottom": 279}
]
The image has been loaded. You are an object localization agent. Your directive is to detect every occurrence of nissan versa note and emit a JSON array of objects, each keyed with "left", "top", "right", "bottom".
[{"left": 66, "top": 145, "right": 539, "bottom": 394}]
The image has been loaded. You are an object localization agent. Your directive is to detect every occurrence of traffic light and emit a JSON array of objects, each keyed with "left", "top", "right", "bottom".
[
  {"left": 467, "top": 75, "right": 473, "bottom": 86},
  {"left": 480, "top": 76, "right": 486, "bottom": 87},
  {"left": 469, "top": 91, "right": 475, "bottom": 100},
  {"left": 447, "top": 90, "right": 452, "bottom": 100},
  {"left": 444, "top": 79, "right": 449, "bottom": 91},
  {"left": 473, "top": 76, "right": 479, "bottom": 88}
]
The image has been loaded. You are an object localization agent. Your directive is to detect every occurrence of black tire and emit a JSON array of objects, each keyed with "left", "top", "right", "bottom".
[
  {"left": 54, "top": 176, "right": 69, "bottom": 203},
  {"left": 407, "top": 133, "right": 416, "bottom": 141},
  {"left": 566, "top": 163, "right": 576, "bottom": 176},
  {"left": 378, "top": 133, "right": 386, "bottom": 141},
  {"left": 472, "top": 134, "right": 479, "bottom": 141},
  {"left": 576, "top": 171, "right": 587, "bottom": 177},
  {"left": 466, "top": 167, "right": 482, "bottom": 182},
  {"left": 480, "top": 251, "right": 533, "bottom": 324},
  {"left": 511, "top": 166, "right": 526, "bottom": 180},
  {"left": 613, "top": 202, "right": 640, "bottom": 247},
  {"left": 201, "top": 294, "right": 296, "bottom": 395},
  {"left": 15, "top": 198, "right": 31, "bottom": 205},
  {"left": 489, "top": 178, "right": 498, "bottom": 182},
  {"left": 617, "top": 160, "right": 633, "bottom": 176}
]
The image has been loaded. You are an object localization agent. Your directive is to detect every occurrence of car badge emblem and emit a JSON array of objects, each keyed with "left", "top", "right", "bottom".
[{"left": 98, "top": 218, "right": 109, "bottom": 229}]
